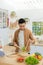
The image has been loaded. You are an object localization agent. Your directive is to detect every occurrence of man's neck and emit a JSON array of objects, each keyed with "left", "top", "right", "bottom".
[{"left": 19, "top": 28, "right": 25, "bottom": 31}]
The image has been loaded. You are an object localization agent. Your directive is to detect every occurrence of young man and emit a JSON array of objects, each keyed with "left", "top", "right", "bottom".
[{"left": 13, "top": 18, "right": 35, "bottom": 52}]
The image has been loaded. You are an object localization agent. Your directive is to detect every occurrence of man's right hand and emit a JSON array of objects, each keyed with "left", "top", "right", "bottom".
[{"left": 14, "top": 42, "right": 20, "bottom": 49}]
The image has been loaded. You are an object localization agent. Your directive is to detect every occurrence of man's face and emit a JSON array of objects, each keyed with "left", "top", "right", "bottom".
[{"left": 19, "top": 23, "right": 26, "bottom": 30}]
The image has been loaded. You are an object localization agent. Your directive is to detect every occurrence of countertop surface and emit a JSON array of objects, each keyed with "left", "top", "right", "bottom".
[
  {"left": 0, "top": 45, "right": 43, "bottom": 65},
  {"left": 31, "top": 43, "right": 43, "bottom": 46},
  {"left": 31, "top": 39, "right": 43, "bottom": 46}
]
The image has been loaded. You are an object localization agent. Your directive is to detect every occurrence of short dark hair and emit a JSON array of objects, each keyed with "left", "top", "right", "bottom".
[{"left": 18, "top": 18, "right": 26, "bottom": 24}]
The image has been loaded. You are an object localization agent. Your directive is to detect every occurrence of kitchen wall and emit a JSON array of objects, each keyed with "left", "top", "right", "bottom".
[{"left": 0, "top": 9, "right": 43, "bottom": 45}]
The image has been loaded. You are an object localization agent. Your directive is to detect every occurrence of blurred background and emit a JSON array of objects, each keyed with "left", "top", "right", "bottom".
[{"left": 0, "top": 0, "right": 43, "bottom": 54}]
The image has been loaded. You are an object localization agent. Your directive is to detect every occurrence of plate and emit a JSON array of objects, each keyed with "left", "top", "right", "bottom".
[{"left": 18, "top": 52, "right": 29, "bottom": 57}]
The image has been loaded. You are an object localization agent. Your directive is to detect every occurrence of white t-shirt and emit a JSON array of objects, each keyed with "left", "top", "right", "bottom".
[{"left": 18, "top": 30, "right": 24, "bottom": 48}]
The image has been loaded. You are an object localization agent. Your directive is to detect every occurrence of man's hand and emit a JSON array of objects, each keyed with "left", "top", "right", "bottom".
[
  {"left": 14, "top": 42, "right": 19, "bottom": 47},
  {"left": 25, "top": 47, "right": 29, "bottom": 52},
  {"left": 25, "top": 39, "right": 33, "bottom": 52},
  {"left": 14, "top": 42, "right": 17, "bottom": 47},
  {"left": 29, "top": 39, "right": 35, "bottom": 44},
  {"left": 14, "top": 42, "right": 20, "bottom": 49}
]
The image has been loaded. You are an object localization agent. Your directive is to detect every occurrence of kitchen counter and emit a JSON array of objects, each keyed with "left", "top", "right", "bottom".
[
  {"left": 0, "top": 45, "right": 43, "bottom": 65},
  {"left": 31, "top": 44, "right": 43, "bottom": 46}
]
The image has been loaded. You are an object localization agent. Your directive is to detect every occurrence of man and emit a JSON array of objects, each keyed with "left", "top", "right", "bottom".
[{"left": 13, "top": 18, "right": 35, "bottom": 52}]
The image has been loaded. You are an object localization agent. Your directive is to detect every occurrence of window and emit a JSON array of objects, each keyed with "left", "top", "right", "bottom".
[{"left": 32, "top": 22, "right": 43, "bottom": 35}]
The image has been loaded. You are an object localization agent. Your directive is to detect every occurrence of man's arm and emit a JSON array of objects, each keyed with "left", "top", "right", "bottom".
[
  {"left": 13, "top": 31, "right": 17, "bottom": 46},
  {"left": 25, "top": 30, "right": 36, "bottom": 51},
  {"left": 13, "top": 31, "right": 20, "bottom": 49},
  {"left": 29, "top": 30, "right": 35, "bottom": 44}
]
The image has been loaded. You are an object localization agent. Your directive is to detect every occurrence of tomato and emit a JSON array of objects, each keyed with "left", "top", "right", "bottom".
[{"left": 17, "top": 57, "right": 24, "bottom": 62}]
